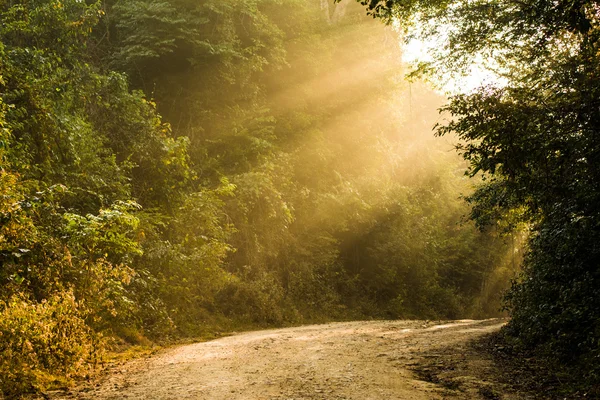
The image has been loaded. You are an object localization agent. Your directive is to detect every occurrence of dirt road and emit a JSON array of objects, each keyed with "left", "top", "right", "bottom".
[{"left": 56, "top": 319, "right": 521, "bottom": 400}]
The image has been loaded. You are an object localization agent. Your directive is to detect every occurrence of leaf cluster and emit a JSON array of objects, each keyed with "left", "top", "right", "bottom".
[{"left": 353, "top": 0, "right": 600, "bottom": 388}]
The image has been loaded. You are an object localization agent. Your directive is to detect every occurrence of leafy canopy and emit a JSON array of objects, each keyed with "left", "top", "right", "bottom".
[{"left": 349, "top": 0, "right": 600, "bottom": 389}]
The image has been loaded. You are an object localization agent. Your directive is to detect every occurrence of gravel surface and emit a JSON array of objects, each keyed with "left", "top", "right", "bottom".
[{"left": 52, "top": 319, "right": 510, "bottom": 399}]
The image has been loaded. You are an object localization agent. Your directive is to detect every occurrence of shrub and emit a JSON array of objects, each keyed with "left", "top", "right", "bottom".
[
  {"left": 217, "top": 274, "right": 285, "bottom": 325},
  {"left": 0, "top": 291, "right": 98, "bottom": 397}
]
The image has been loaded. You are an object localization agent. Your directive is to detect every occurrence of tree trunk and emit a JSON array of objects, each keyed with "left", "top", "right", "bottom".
[
  {"left": 321, "top": 0, "right": 348, "bottom": 24},
  {"left": 331, "top": 0, "right": 349, "bottom": 23}
]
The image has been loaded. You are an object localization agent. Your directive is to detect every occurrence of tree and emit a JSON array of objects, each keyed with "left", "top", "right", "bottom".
[
  {"left": 350, "top": 0, "right": 600, "bottom": 386},
  {"left": 1, "top": 0, "right": 518, "bottom": 394}
]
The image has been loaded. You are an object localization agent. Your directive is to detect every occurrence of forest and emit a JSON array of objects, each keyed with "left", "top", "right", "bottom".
[
  {"left": 359, "top": 0, "right": 600, "bottom": 394},
  {"left": 0, "top": 0, "right": 597, "bottom": 397}
]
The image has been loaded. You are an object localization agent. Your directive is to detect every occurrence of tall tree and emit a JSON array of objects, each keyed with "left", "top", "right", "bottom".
[{"left": 351, "top": 0, "right": 600, "bottom": 386}]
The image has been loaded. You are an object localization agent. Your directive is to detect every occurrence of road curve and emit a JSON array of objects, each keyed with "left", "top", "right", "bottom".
[{"left": 55, "top": 319, "right": 507, "bottom": 400}]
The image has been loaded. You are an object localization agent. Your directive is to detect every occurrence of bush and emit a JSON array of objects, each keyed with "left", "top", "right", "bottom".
[
  {"left": 0, "top": 291, "right": 98, "bottom": 397},
  {"left": 217, "top": 275, "right": 285, "bottom": 325},
  {"left": 505, "top": 217, "right": 600, "bottom": 389}
]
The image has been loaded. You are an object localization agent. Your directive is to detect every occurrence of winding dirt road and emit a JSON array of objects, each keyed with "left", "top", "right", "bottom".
[{"left": 56, "top": 319, "right": 520, "bottom": 400}]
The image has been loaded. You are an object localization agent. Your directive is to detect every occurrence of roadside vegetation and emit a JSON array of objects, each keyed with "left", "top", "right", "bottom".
[
  {"left": 6, "top": 0, "right": 595, "bottom": 397},
  {"left": 356, "top": 0, "right": 600, "bottom": 395}
]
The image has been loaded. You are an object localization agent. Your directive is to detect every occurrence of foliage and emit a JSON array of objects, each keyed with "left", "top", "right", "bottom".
[
  {"left": 352, "top": 0, "right": 600, "bottom": 388},
  {"left": 0, "top": 0, "right": 195, "bottom": 391},
  {"left": 0, "top": 292, "right": 96, "bottom": 397},
  {"left": 0, "top": 0, "right": 516, "bottom": 396},
  {"left": 136, "top": 182, "right": 236, "bottom": 334}
]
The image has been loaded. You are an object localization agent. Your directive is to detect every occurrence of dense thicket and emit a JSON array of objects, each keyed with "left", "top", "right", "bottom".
[
  {"left": 0, "top": 0, "right": 513, "bottom": 396},
  {"left": 353, "top": 0, "right": 600, "bottom": 390}
]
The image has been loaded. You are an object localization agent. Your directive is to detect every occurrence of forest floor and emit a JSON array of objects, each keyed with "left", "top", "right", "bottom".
[{"left": 48, "top": 319, "right": 540, "bottom": 400}]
